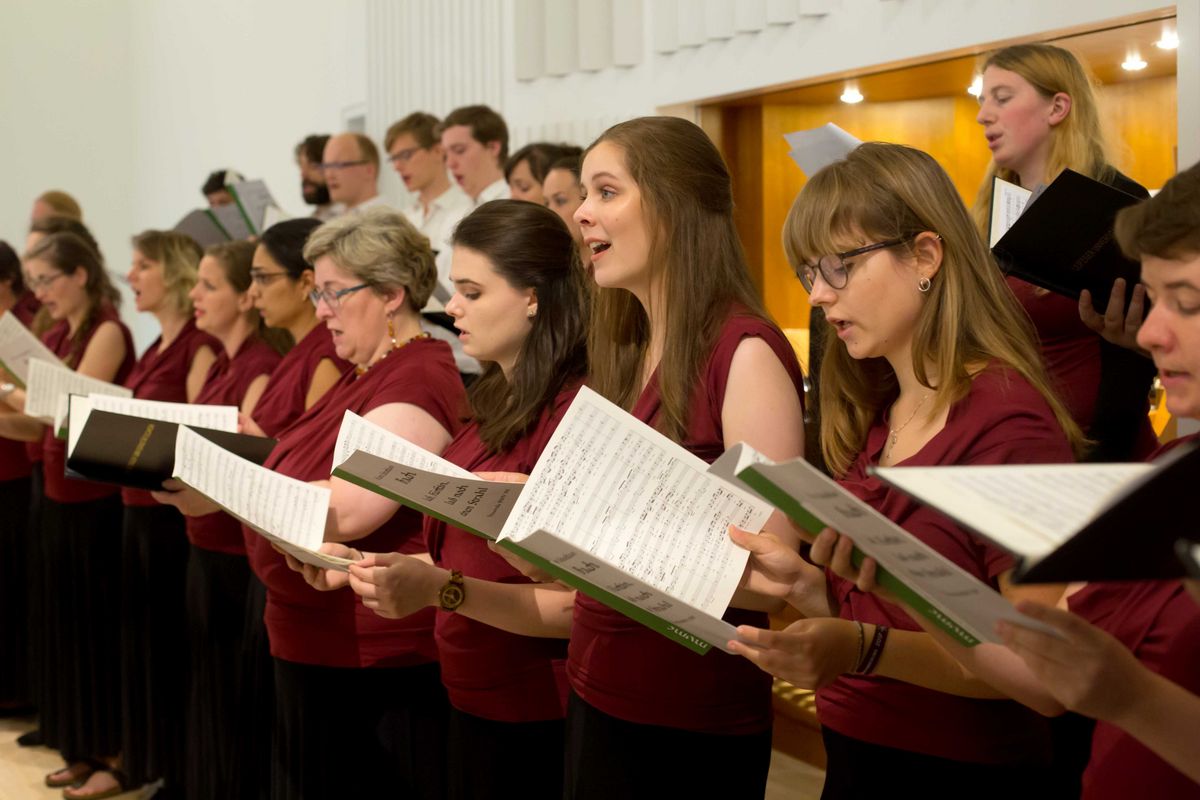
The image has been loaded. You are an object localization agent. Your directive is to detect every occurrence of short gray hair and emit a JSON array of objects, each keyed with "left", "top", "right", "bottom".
[{"left": 303, "top": 207, "right": 436, "bottom": 312}]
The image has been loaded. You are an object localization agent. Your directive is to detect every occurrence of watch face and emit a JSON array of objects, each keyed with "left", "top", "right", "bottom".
[{"left": 439, "top": 583, "right": 465, "bottom": 610}]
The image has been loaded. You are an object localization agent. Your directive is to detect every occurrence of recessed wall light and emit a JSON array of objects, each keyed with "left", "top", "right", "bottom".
[
  {"left": 967, "top": 75, "right": 983, "bottom": 97},
  {"left": 840, "top": 85, "right": 864, "bottom": 104}
]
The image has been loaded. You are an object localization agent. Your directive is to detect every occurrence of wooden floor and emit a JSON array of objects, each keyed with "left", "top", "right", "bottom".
[{"left": 0, "top": 715, "right": 823, "bottom": 799}]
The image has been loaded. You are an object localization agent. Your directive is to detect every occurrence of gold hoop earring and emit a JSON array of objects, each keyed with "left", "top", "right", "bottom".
[{"left": 917, "top": 276, "right": 932, "bottom": 293}]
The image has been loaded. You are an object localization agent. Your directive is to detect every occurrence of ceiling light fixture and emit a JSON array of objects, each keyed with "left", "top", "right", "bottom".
[
  {"left": 1155, "top": 30, "right": 1179, "bottom": 50},
  {"left": 1121, "top": 53, "right": 1148, "bottom": 71},
  {"left": 840, "top": 85, "right": 864, "bottom": 104},
  {"left": 967, "top": 75, "right": 983, "bottom": 97}
]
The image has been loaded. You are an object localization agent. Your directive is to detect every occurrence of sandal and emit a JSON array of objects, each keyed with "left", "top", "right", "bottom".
[
  {"left": 45, "top": 762, "right": 94, "bottom": 788},
  {"left": 62, "top": 769, "right": 128, "bottom": 800}
]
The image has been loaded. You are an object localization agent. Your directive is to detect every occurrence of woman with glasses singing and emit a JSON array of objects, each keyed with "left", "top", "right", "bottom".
[
  {"left": 247, "top": 207, "right": 464, "bottom": 799},
  {"left": 0, "top": 231, "right": 134, "bottom": 799},
  {"left": 153, "top": 240, "right": 284, "bottom": 798},
  {"left": 727, "top": 143, "right": 1087, "bottom": 797}
]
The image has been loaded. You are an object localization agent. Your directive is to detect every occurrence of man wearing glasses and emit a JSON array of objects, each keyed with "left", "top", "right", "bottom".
[
  {"left": 385, "top": 112, "right": 471, "bottom": 265},
  {"left": 321, "top": 133, "right": 388, "bottom": 214},
  {"left": 385, "top": 112, "right": 479, "bottom": 380}
]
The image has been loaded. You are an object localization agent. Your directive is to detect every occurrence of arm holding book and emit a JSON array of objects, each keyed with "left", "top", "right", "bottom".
[
  {"left": 322, "top": 401, "right": 454, "bottom": 543},
  {"left": 347, "top": 550, "right": 575, "bottom": 639},
  {"left": 999, "top": 599, "right": 1200, "bottom": 783},
  {"left": 1078, "top": 277, "right": 1148, "bottom": 354},
  {"left": 722, "top": 337, "right": 806, "bottom": 611}
]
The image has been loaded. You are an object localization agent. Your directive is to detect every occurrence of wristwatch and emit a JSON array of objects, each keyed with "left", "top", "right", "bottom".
[
  {"left": 438, "top": 569, "right": 465, "bottom": 612},
  {"left": 0, "top": 382, "right": 15, "bottom": 400}
]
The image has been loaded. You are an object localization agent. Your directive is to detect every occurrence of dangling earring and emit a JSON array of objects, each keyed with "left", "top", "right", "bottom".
[
  {"left": 917, "top": 276, "right": 932, "bottom": 293},
  {"left": 387, "top": 315, "right": 398, "bottom": 348}
]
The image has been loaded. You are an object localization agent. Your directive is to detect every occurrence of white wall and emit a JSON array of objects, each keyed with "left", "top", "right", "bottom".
[{"left": 0, "top": 0, "right": 367, "bottom": 350}]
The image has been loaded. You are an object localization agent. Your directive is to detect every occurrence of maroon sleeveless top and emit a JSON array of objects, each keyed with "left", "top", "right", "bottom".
[
  {"left": 426, "top": 381, "right": 582, "bottom": 722},
  {"left": 818, "top": 366, "right": 1073, "bottom": 764},
  {"left": 121, "top": 319, "right": 217, "bottom": 506},
  {"left": 567, "top": 313, "right": 805, "bottom": 735},
  {"left": 184, "top": 336, "right": 281, "bottom": 553},
  {"left": 247, "top": 336, "right": 465, "bottom": 668},
  {"left": 251, "top": 324, "right": 348, "bottom": 438},
  {"left": 41, "top": 306, "right": 135, "bottom": 503},
  {"left": 0, "top": 296, "right": 42, "bottom": 482}
]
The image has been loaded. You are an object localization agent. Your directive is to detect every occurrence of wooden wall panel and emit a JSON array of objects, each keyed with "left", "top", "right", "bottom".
[{"left": 740, "top": 74, "right": 1177, "bottom": 330}]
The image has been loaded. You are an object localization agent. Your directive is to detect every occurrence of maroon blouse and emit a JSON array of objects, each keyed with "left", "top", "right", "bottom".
[
  {"left": 567, "top": 313, "right": 805, "bottom": 735},
  {"left": 121, "top": 319, "right": 217, "bottom": 506},
  {"left": 817, "top": 366, "right": 1074, "bottom": 764},
  {"left": 251, "top": 324, "right": 348, "bottom": 438},
  {"left": 425, "top": 382, "right": 581, "bottom": 722},
  {"left": 184, "top": 336, "right": 281, "bottom": 553},
  {"left": 246, "top": 336, "right": 465, "bottom": 668},
  {"left": 0, "top": 297, "right": 41, "bottom": 482},
  {"left": 1069, "top": 433, "right": 1200, "bottom": 799},
  {"left": 41, "top": 307, "right": 135, "bottom": 503}
]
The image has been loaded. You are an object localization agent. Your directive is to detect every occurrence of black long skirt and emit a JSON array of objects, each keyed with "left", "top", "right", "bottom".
[
  {"left": 819, "top": 727, "right": 1061, "bottom": 800},
  {"left": 563, "top": 691, "right": 772, "bottom": 800},
  {"left": 271, "top": 658, "right": 449, "bottom": 800},
  {"left": 25, "top": 469, "right": 46, "bottom": 723},
  {"left": 0, "top": 475, "right": 33, "bottom": 707},
  {"left": 119, "top": 504, "right": 190, "bottom": 791},
  {"left": 184, "top": 545, "right": 250, "bottom": 799},
  {"left": 231, "top": 575, "right": 274, "bottom": 800},
  {"left": 447, "top": 707, "right": 564, "bottom": 800},
  {"left": 39, "top": 493, "right": 123, "bottom": 762}
]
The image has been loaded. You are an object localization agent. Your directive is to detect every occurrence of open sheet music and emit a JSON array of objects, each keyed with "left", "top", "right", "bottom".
[
  {"left": 987, "top": 176, "right": 1033, "bottom": 247},
  {"left": 0, "top": 314, "right": 63, "bottom": 386},
  {"left": 172, "top": 426, "right": 350, "bottom": 572},
  {"left": 730, "top": 446, "right": 1057, "bottom": 646},
  {"left": 873, "top": 441, "right": 1200, "bottom": 583},
  {"left": 25, "top": 358, "right": 131, "bottom": 428},
  {"left": 333, "top": 388, "right": 774, "bottom": 654}
]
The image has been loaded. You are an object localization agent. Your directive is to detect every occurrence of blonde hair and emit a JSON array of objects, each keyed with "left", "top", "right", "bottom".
[
  {"left": 131, "top": 230, "right": 203, "bottom": 317},
  {"left": 971, "top": 43, "right": 1112, "bottom": 234},
  {"left": 785, "top": 143, "right": 1085, "bottom": 475},
  {"left": 302, "top": 206, "right": 436, "bottom": 313},
  {"left": 36, "top": 190, "right": 82, "bottom": 221}
]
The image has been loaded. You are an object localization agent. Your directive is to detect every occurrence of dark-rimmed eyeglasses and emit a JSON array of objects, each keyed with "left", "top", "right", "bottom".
[
  {"left": 26, "top": 272, "right": 66, "bottom": 291},
  {"left": 797, "top": 238, "right": 909, "bottom": 292},
  {"left": 309, "top": 283, "right": 369, "bottom": 310},
  {"left": 388, "top": 147, "right": 421, "bottom": 165}
]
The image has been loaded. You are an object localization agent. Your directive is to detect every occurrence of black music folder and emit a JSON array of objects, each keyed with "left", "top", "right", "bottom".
[{"left": 992, "top": 169, "right": 1144, "bottom": 310}]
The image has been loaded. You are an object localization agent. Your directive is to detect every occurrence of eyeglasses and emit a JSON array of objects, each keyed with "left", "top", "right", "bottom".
[
  {"left": 796, "top": 238, "right": 909, "bottom": 292},
  {"left": 309, "top": 283, "right": 369, "bottom": 310},
  {"left": 388, "top": 147, "right": 421, "bottom": 165},
  {"left": 250, "top": 270, "right": 290, "bottom": 287},
  {"left": 26, "top": 272, "right": 66, "bottom": 291},
  {"left": 319, "top": 160, "right": 369, "bottom": 172}
]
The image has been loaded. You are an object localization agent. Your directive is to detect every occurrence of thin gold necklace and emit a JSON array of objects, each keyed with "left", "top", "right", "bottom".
[{"left": 886, "top": 393, "right": 931, "bottom": 455}]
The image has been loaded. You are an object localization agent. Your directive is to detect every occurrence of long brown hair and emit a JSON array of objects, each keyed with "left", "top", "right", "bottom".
[
  {"left": 971, "top": 43, "right": 1113, "bottom": 234},
  {"left": 584, "top": 116, "right": 768, "bottom": 442},
  {"left": 24, "top": 231, "right": 121, "bottom": 367},
  {"left": 204, "top": 241, "right": 293, "bottom": 355},
  {"left": 785, "top": 143, "right": 1085, "bottom": 475},
  {"left": 452, "top": 200, "right": 589, "bottom": 451}
]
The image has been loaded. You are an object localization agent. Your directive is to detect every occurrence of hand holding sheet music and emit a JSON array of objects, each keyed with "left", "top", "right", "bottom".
[
  {"left": 0, "top": 314, "right": 62, "bottom": 387},
  {"left": 172, "top": 426, "right": 350, "bottom": 571}
]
